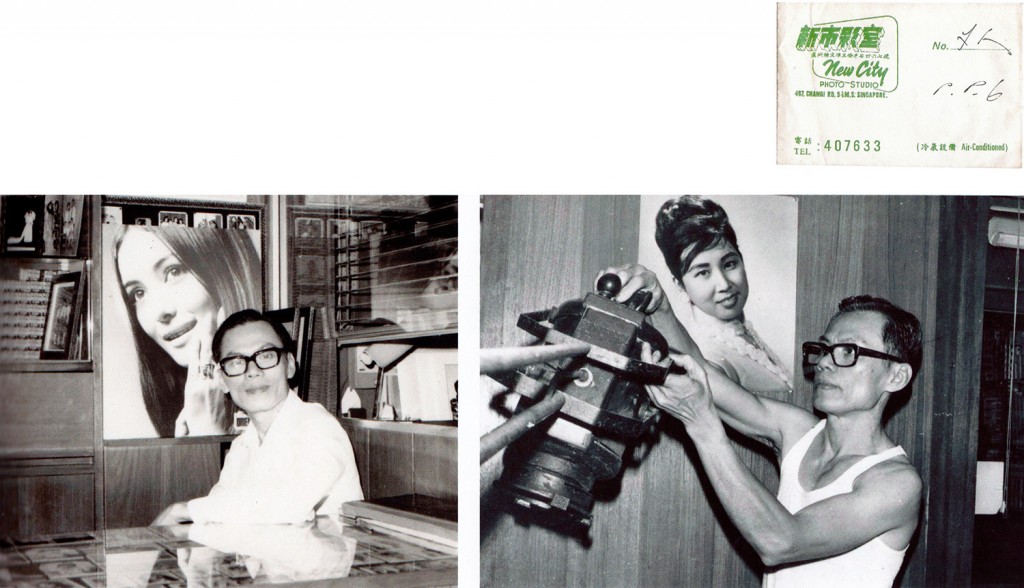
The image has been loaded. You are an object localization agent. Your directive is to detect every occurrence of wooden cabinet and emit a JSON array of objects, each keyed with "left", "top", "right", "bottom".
[
  {"left": 0, "top": 471, "right": 95, "bottom": 536},
  {"left": 0, "top": 196, "right": 99, "bottom": 536},
  {"left": 0, "top": 371, "right": 94, "bottom": 456}
]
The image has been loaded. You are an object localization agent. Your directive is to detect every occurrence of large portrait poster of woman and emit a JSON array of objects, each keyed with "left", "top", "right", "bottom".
[
  {"left": 103, "top": 225, "right": 263, "bottom": 439},
  {"left": 637, "top": 195, "right": 799, "bottom": 391}
]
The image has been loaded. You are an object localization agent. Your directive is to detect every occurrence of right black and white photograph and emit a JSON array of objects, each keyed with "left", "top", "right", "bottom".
[{"left": 480, "top": 195, "right": 1017, "bottom": 587}]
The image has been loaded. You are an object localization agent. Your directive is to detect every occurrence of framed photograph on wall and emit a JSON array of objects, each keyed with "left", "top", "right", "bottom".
[
  {"left": 158, "top": 211, "right": 187, "bottom": 226},
  {"left": 101, "top": 196, "right": 268, "bottom": 439},
  {"left": 41, "top": 271, "right": 83, "bottom": 359},
  {"left": 42, "top": 196, "right": 85, "bottom": 257},
  {"left": 227, "top": 214, "right": 256, "bottom": 230},
  {"left": 193, "top": 212, "right": 223, "bottom": 228}
]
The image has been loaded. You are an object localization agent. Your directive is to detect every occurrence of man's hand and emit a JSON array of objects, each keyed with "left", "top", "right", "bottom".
[
  {"left": 642, "top": 344, "right": 725, "bottom": 441},
  {"left": 595, "top": 263, "right": 668, "bottom": 315},
  {"left": 153, "top": 502, "right": 192, "bottom": 526}
]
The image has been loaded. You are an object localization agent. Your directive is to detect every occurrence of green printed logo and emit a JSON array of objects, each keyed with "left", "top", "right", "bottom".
[{"left": 795, "top": 16, "right": 898, "bottom": 94}]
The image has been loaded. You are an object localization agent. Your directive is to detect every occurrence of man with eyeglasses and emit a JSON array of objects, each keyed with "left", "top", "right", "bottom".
[
  {"left": 606, "top": 265, "right": 922, "bottom": 587},
  {"left": 153, "top": 309, "right": 363, "bottom": 525}
]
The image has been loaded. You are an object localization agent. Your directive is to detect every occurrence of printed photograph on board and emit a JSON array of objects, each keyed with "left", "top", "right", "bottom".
[{"left": 102, "top": 224, "right": 263, "bottom": 439}]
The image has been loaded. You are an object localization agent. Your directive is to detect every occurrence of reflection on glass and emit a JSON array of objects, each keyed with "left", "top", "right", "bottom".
[
  {"left": 3, "top": 519, "right": 455, "bottom": 586},
  {"left": 184, "top": 520, "right": 357, "bottom": 584},
  {"left": 286, "top": 196, "right": 458, "bottom": 340}
]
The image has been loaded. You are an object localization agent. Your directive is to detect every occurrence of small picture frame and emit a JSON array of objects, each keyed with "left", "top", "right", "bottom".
[
  {"left": 295, "top": 217, "right": 324, "bottom": 238},
  {"left": 157, "top": 211, "right": 187, "bottom": 226},
  {"left": 193, "top": 212, "right": 223, "bottom": 229},
  {"left": 2, "top": 195, "right": 45, "bottom": 256},
  {"left": 102, "top": 206, "right": 123, "bottom": 225},
  {"left": 133, "top": 216, "right": 153, "bottom": 226},
  {"left": 227, "top": 214, "right": 256, "bottom": 230},
  {"left": 41, "top": 271, "right": 82, "bottom": 360}
]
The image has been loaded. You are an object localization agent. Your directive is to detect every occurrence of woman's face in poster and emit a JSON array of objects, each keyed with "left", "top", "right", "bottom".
[
  {"left": 679, "top": 243, "right": 749, "bottom": 321},
  {"left": 117, "top": 229, "right": 220, "bottom": 366}
]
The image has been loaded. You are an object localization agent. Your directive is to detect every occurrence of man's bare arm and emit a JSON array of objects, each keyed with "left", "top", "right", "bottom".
[{"left": 647, "top": 355, "right": 922, "bottom": 566}]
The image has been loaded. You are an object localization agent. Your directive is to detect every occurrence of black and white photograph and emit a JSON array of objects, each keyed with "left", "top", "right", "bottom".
[
  {"left": 480, "top": 195, "right": 1021, "bottom": 587},
  {"left": 102, "top": 222, "right": 263, "bottom": 439},
  {"left": 226, "top": 214, "right": 256, "bottom": 230},
  {"left": 193, "top": 212, "right": 223, "bottom": 228},
  {"left": 40, "top": 271, "right": 82, "bottom": 360},
  {"left": 157, "top": 211, "right": 187, "bottom": 226},
  {"left": 2, "top": 195, "right": 45, "bottom": 255},
  {"left": 0, "top": 195, "right": 454, "bottom": 588}
]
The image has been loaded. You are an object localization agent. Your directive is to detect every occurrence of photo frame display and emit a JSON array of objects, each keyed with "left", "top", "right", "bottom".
[
  {"left": 42, "top": 196, "right": 85, "bottom": 257},
  {"left": 41, "top": 271, "right": 83, "bottom": 359},
  {"left": 2, "top": 195, "right": 45, "bottom": 256}
]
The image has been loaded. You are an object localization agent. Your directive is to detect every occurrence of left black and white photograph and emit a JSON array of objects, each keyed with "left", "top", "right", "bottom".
[{"left": 0, "top": 195, "right": 459, "bottom": 587}]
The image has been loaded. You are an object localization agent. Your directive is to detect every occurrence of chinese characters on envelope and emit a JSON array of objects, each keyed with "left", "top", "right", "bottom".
[{"left": 778, "top": 3, "right": 1022, "bottom": 167}]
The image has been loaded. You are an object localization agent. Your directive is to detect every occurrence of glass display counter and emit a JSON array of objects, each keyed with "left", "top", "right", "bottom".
[{"left": 0, "top": 516, "right": 456, "bottom": 586}]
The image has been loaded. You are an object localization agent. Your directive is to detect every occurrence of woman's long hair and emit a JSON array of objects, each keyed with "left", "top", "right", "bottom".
[
  {"left": 654, "top": 196, "right": 741, "bottom": 284},
  {"left": 113, "top": 225, "right": 262, "bottom": 437}
]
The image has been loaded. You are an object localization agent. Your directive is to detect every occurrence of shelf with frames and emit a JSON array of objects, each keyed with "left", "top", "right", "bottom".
[{"left": 0, "top": 197, "right": 95, "bottom": 373}]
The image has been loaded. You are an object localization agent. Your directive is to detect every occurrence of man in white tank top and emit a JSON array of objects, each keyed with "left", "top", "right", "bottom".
[{"left": 604, "top": 266, "right": 922, "bottom": 588}]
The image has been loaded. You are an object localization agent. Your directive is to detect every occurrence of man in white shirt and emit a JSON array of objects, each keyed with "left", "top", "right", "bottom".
[{"left": 154, "top": 309, "right": 363, "bottom": 525}]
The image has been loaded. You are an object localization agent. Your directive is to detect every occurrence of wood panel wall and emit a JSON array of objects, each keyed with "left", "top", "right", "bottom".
[
  {"left": 792, "top": 196, "right": 986, "bottom": 587},
  {"left": 103, "top": 441, "right": 222, "bottom": 528},
  {"left": 480, "top": 195, "right": 987, "bottom": 588},
  {"left": 341, "top": 421, "right": 458, "bottom": 500}
]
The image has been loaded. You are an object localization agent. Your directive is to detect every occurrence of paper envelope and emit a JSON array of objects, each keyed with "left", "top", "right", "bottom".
[{"left": 778, "top": 3, "right": 1021, "bottom": 167}]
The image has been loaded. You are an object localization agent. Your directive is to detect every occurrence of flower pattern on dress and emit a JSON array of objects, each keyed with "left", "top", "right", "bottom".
[{"left": 691, "top": 310, "right": 794, "bottom": 391}]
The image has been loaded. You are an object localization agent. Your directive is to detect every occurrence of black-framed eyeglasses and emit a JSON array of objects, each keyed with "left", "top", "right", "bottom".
[
  {"left": 802, "top": 342, "right": 904, "bottom": 368},
  {"left": 218, "top": 347, "right": 285, "bottom": 377}
]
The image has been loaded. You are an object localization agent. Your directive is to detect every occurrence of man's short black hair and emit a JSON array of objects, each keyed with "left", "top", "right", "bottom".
[
  {"left": 835, "top": 295, "right": 922, "bottom": 390},
  {"left": 212, "top": 309, "right": 297, "bottom": 388}
]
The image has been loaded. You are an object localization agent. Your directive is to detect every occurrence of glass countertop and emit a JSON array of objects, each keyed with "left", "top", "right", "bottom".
[{"left": 0, "top": 517, "right": 457, "bottom": 587}]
